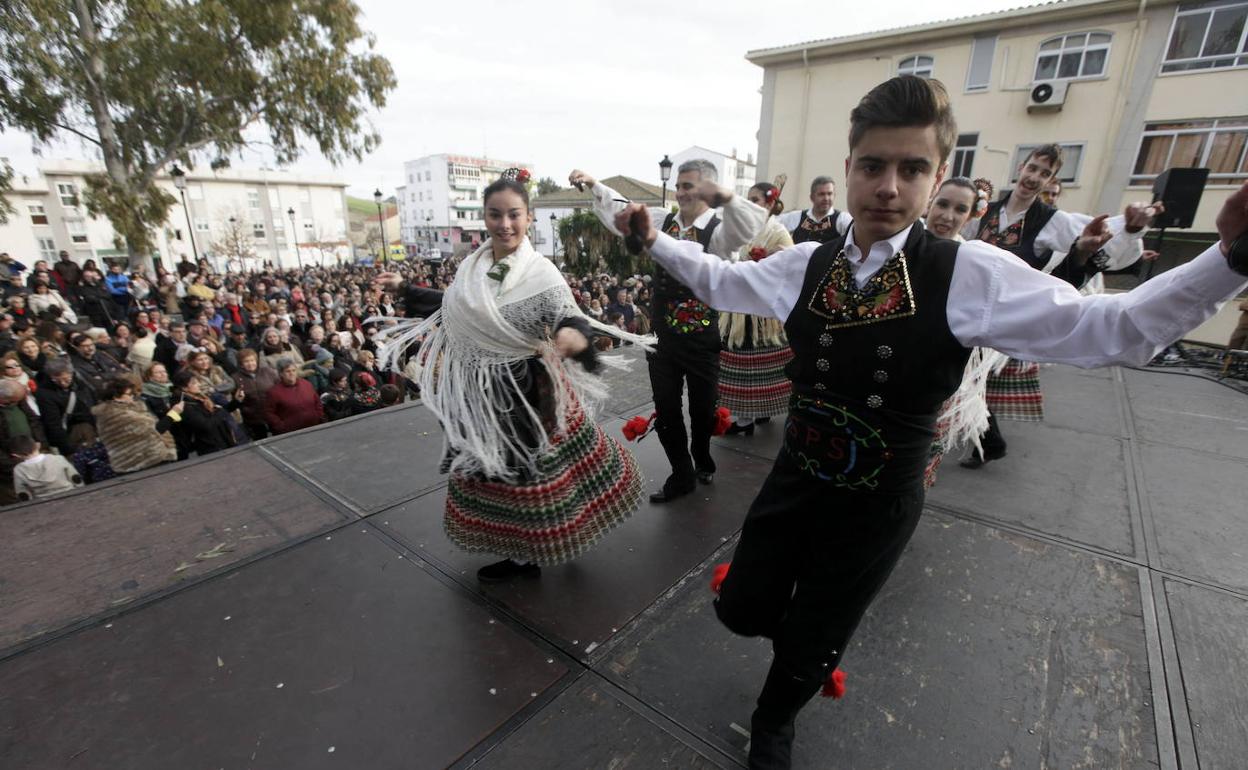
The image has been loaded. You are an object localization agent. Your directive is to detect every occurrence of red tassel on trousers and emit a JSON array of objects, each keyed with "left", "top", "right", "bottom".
[
  {"left": 710, "top": 562, "right": 730, "bottom": 594},
  {"left": 712, "top": 406, "right": 732, "bottom": 436},
  {"left": 821, "top": 668, "right": 846, "bottom": 699},
  {"left": 622, "top": 412, "right": 657, "bottom": 442}
]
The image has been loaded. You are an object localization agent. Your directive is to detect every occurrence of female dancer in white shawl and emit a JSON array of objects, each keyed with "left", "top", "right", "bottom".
[
  {"left": 720, "top": 182, "right": 796, "bottom": 435},
  {"left": 921, "top": 177, "right": 1008, "bottom": 487},
  {"left": 376, "top": 171, "right": 646, "bottom": 583}
]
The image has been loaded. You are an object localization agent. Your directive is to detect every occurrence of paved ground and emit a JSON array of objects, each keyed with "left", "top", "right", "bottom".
[{"left": 1, "top": 353, "right": 1245, "bottom": 769}]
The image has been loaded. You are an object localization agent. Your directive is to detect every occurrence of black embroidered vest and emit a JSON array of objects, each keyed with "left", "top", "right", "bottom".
[
  {"left": 654, "top": 212, "right": 721, "bottom": 349},
  {"left": 781, "top": 223, "right": 970, "bottom": 493},
  {"left": 975, "top": 195, "right": 1058, "bottom": 270},
  {"left": 792, "top": 209, "right": 842, "bottom": 245}
]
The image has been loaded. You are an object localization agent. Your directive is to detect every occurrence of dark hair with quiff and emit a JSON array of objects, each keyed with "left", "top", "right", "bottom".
[
  {"left": 1023, "top": 143, "right": 1065, "bottom": 174},
  {"left": 849, "top": 75, "right": 958, "bottom": 163}
]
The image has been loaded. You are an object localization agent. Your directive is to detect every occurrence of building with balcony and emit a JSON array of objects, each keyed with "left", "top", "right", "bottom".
[
  {"left": 747, "top": 0, "right": 1248, "bottom": 252},
  {"left": 396, "top": 154, "right": 533, "bottom": 257},
  {"left": 0, "top": 160, "right": 351, "bottom": 271}
]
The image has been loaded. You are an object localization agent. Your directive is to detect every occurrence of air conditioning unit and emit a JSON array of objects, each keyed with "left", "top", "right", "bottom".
[{"left": 1027, "top": 81, "right": 1068, "bottom": 113}]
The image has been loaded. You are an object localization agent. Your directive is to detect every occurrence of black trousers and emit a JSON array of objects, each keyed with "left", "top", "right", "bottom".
[
  {"left": 647, "top": 345, "right": 720, "bottom": 488},
  {"left": 715, "top": 448, "right": 925, "bottom": 686},
  {"left": 980, "top": 410, "right": 1007, "bottom": 455}
]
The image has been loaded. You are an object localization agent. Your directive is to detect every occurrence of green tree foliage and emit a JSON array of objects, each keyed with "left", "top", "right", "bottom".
[
  {"left": 556, "top": 211, "right": 652, "bottom": 276},
  {"left": 0, "top": 0, "right": 396, "bottom": 267},
  {"left": 534, "top": 176, "right": 562, "bottom": 196}
]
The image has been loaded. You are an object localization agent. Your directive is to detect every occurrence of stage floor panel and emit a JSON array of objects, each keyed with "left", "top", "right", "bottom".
[
  {"left": 0, "top": 527, "right": 569, "bottom": 770},
  {"left": 264, "top": 403, "right": 447, "bottom": 514},
  {"left": 0, "top": 449, "right": 348, "bottom": 652},
  {"left": 602, "top": 511, "right": 1157, "bottom": 769}
]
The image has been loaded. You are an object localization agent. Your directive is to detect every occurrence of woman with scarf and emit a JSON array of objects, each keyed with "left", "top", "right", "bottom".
[
  {"left": 921, "top": 177, "right": 1008, "bottom": 487},
  {"left": 375, "top": 170, "right": 648, "bottom": 583},
  {"left": 141, "top": 362, "right": 189, "bottom": 459},
  {"left": 718, "top": 182, "right": 795, "bottom": 435},
  {"left": 256, "top": 326, "right": 305, "bottom": 373}
]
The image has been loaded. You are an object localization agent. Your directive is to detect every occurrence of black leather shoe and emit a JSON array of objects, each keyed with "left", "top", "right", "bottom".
[
  {"left": 696, "top": 471, "right": 714, "bottom": 485},
  {"left": 724, "top": 422, "right": 755, "bottom": 437},
  {"left": 755, "top": 417, "right": 771, "bottom": 425},
  {"left": 959, "top": 447, "right": 1007, "bottom": 469},
  {"left": 477, "top": 559, "right": 541, "bottom": 583},
  {"left": 649, "top": 485, "right": 694, "bottom": 503}
]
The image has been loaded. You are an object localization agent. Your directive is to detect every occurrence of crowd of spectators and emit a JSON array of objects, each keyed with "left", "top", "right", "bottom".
[{"left": 0, "top": 248, "right": 655, "bottom": 504}]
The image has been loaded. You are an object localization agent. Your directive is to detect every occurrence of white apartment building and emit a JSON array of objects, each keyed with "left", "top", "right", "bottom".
[
  {"left": 668, "top": 146, "right": 758, "bottom": 199},
  {"left": 748, "top": 0, "right": 1248, "bottom": 247},
  {"left": 396, "top": 154, "right": 533, "bottom": 256},
  {"left": 0, "top": 160, "right": 351, "bottom": 271}
]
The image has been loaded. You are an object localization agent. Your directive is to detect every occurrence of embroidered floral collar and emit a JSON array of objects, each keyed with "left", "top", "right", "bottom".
[{"left": 806, "top": 249, "right": 916, "bottom": 328}]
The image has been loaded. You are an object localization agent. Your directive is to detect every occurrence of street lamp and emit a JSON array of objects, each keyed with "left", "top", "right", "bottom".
[
  {"left": 659, "top": 155, "right": 673, "bottom": 208},
  {"left": 373, "top": 188, "right": 388, "bottom": 267},
  {"left": 549, "top": 212, "right": 558, "bottom": 257},
  {"left": 170, "top": 164, "right": 199, "bottom": 267},
  {"left": 287, "top": 207, "right": 301, "bottom": 269}
]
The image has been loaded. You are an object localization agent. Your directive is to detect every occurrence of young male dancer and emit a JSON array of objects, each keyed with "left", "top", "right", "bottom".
[
  {"left": 612, "top": 76, "right": 1248, "bottom": 769},
  {"left": 962, "top": 144, "right": 1156, "bottom": 467}
]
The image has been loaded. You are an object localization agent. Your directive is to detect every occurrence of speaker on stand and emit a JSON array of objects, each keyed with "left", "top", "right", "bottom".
[{"left": 1144, "top": 167, "right": 1209, "bottom": 281}]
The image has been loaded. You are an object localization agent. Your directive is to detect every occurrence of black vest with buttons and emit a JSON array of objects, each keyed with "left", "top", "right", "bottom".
[
  {"left": 653, "top": 211, "right": 722, "bottom": 351},
  {"left": 975, "top": 195, "right": 1059, "bottom": 270},
  {"left": 780, "top": 222, "right": 970, "bottom": 493},
  {"left": 792, "top": 209, "right": 843, "bottom": 245}
]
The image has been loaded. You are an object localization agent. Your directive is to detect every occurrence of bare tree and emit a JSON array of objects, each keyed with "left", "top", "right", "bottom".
[{"left": 209, "top": 208, "right": 257, "bottom": 269}]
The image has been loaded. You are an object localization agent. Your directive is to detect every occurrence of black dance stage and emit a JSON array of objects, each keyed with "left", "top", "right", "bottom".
[{"left": 2, "top": 354, "right": 1246, "bottom": 768}]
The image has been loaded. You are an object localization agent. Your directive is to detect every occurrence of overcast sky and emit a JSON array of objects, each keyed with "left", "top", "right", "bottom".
[{"left": 1, "top": 0, "right": 1036, "bottom": 199}]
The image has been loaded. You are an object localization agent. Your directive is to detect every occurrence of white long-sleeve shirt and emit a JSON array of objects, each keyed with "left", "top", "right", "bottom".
[
  {"left": 588, "top": 181, "right": 766, "bottom": 260},
  {"left": 646, "top": 223, "right": 1246, "bottom": 369}
]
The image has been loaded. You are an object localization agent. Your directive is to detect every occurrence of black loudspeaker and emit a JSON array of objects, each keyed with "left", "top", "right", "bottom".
[{"left": 1151, "top": 167, "right": 1209, "bottom": 229}]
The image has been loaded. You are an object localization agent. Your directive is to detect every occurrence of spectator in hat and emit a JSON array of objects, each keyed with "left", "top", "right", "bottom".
[{"left": 350, "top": 371, "right": 382, "bottom": 415}]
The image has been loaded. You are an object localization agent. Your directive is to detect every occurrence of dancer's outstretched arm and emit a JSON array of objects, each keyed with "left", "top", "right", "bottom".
[
  {"left": 570, "top": 169, "right": 767, "bottom": 259},
  {"left": 952, "top": 184, "right": 1247, "bottom": 368},
  {"left": 613, "top": 201, "right": 816, "bottom": 321}
]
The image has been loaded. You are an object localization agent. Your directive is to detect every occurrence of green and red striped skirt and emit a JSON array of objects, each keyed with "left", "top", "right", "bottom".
[
  {"left": 445, "top": 401, "right": 643, "bottom": 566},
  {"left": 718, "top": 344, "right": 794, "bottom": 419},
  {"left": 985, "top": 359, "right": 1044, "bottom": 422}
]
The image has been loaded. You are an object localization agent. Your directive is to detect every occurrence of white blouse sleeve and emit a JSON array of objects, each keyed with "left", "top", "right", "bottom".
[
  {"left": 706, "top": 196, "right": 769, "bottom": 260},
  {"left": 948, "top": 240, "right": 1247, "bottom": 368},
  {"left": 648, "top": 233, "right": 818, "bottom": 321}
]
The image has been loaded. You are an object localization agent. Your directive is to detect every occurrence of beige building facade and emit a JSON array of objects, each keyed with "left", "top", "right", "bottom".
[{"left": 748, "top": 0, "right": 1248, "bottom": 240}]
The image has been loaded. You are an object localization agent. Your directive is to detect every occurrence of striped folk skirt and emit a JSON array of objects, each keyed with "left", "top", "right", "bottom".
[
  {"left": 985, "top": 359, "right": 1044, "bottom": 422},
  {"left": 718, "top": 344, "right": 794, "bottom": 419},
  {"left": 444, "top": 400, "right": 643, "bottom": 566}
]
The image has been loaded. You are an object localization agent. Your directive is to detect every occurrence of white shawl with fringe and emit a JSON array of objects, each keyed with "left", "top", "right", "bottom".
[{"left": 375, "top": 238, "right": 651, "bottom": 481}]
